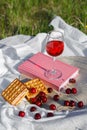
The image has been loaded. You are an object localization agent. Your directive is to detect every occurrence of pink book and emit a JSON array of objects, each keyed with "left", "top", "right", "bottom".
[{"left": 18, "top": 52, "right": 79, "bottom": 91}]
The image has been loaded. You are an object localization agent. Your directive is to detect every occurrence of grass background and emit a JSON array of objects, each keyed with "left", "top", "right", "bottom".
[{"left": 0, "top": 0, "right": 87, "bottom": 39}]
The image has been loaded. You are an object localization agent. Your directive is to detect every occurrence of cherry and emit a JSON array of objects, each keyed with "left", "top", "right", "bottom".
[
  {"left": 34, "top": 113, "right": 41, "bottom": 120},
  {"left": 53, "top": 94, "right": 59, "bottom": 101},
  {"left": 30, "top": 106, "right": 37, "bottom": 112},
  {"left": 69, "top": 78, "right": 76, "bottom": 83},
  {"left": 49, "top": 104, "right": 56, "bottom": 110},
  {"left": 30, "top": 87, "right": 36, "bottom": 93},
  {"left": 65, "top": 88, "right": 71, "bottom": 94},
  {"left": 35, "top": 100, "right": 42, "bottom": 107},
  {"left": 30, "top": 97, "right": 37, "bottom": 104},
  {"left": 18, "top": 111, "right": 25, "bottom": 117},
  {"left": 77, "top": 101, "right": 84, "bottom": 108},
  {"left": 37, "top": 96, "right": 42, "bottom": 102},
  {"left": 47, "top": 87, "right": 53, "bottom": 93},
  {"left": 39, "top": 91, "right": 46, "bottom": 97},
  {"left": 69, "top": 100, "right": 76, "bottom": 107},
  {"left": 71, "top": 88, "right": 77, "bottom": 94},
  {"left": 64, "top": 100, "right": 70, "bottom": 106},
  {"left": 47, "top": 112, "right": 54, "bottom": 117},
  {"left": 41, "top": 96, "right": 47, "bottom": 103}
]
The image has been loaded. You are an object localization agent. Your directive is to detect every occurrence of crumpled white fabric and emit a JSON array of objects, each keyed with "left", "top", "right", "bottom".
[{"left": 0, "top": 16, "right": 87, "bottom": 130}]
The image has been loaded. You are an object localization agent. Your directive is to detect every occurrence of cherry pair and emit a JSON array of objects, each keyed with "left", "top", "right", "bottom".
[
  {"left": 65, "top": 88, "right": 77, "bottom": 94},
  {"left": 34, "top": 112, "right": 54, "bottom": 120}
]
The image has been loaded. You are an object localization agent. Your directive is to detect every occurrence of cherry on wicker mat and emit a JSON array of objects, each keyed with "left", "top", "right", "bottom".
[
  {"left": 53, "top": 94, "right": 59, "bottom": 101},
  {"left": 47, "top": 112, "right": 54, "bottom": 117},
  {"left": 71, "top": 88, "right": 77, "bottom": 94},
  {"left": 65, "top": 88, "right": 77, "bottom": 94},
  {"left": 18, "top": 111, "right": 25, "bottom": 117},
  {"left": 69, "top": 78, "right": 76, "bottom": 83},
  {"left": 65, "top": 88, "right": 71, "bottom": 94},
  {"left": 77, "top": 101, "right": 84, "bottom": 108},
  {"left": 64, "top": 100, "right": 70, "bottom": 106},
  {"left": 69, "top": 100, "right": 76, "bottom": 107},
  {"left": 34, "top": 113, "right": 41, "bottom": 120},
  {"left": 30, "top": 106, "right": 37, "bottom": 112},
  {"left": 47, "top": 87, "right": 53, "bottom": 93},
  {"left": 49, "top": 104, "right": 56, "bottom": 110}
]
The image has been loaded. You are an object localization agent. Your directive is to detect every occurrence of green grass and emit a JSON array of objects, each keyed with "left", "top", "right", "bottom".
[{"left": 0, "top": 0, "right": 87, "bottom": 39}]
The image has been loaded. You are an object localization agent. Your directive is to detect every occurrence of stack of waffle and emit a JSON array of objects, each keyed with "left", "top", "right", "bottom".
[{"left": 1, "top": 78, "right": 48, "bottom": 106}]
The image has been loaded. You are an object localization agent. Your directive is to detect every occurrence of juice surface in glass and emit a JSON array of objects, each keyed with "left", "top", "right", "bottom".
[{"left": 46, "top": 40, "right": 64, "bottom": 57}]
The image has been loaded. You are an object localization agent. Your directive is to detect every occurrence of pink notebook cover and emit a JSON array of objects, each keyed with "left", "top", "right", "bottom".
[{"left": 18, "top": 52, "right": 79, "bottom": 91}]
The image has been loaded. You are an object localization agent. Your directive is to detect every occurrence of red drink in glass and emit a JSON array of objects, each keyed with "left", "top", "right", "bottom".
[
  {"left": 46, "top": 40, "right": 64, "bottom": 57},
  {"left": 44, "top": 29, "right": 64, "bottom": 79}
]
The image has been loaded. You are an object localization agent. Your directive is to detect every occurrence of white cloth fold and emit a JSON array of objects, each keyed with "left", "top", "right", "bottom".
[
  {"left": 0, "top": 50, "right": 8, "bottom": 77},
  {"left": 0, "top": 16, "right": 87, "bottom": 130}
]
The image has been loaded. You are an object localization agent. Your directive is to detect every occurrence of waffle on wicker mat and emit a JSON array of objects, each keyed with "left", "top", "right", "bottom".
[
  {"left": 1, "top": 78, "right": 48, "bottom": 106},
  {"left": 25, "top": 78, "right": 48, "bottom": 101}
]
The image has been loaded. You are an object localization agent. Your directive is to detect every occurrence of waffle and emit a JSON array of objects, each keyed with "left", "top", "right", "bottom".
[
  {"left": 1, "top": 78, "right": 28, "bottom": 106},
  {"left": 25, "top": 78, "right": 48, "bottom": 101}
]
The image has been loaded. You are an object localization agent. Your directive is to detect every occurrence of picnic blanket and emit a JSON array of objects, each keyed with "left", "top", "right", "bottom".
[{"left": 0, "top": 16, "right": 87, "bottom": 130}]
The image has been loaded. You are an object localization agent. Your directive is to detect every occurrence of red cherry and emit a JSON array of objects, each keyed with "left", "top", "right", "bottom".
[
  {"left": 30, "top": 97, "right": 37, "bottom": 104},
  {"left": 49, "top": 104, "right": 56, "bottom": 110},
  {"left": 30, "top": 87, "right": 36, "bottom": 93},
  {"left": 71, "top": 88, "right": 77, "bottom": 94},
  {"left": 47, "top": 112, "right": 54, "bottom": 117},
  {"left": 18, "top": 111, "right": 25, "bottom": 117},
  {"left": 64, "top": 100, "right": 70, "bottom": 106},
  {"left": 39, "top": 91, "right": 46, "bottom": 97},
  {"left": 41, "top": 96, "right": 47, "bottom": 103},
  {"left": 69, "top": 78, "right": 76, "bottom": 83},
  {"left": 37, "top": 96, "right": 42, "bottom": 102},
  {"left": 35, "top": 100, "right": 42, "bottom": 107},
  {"left": 53, "top": 94, "right": 59, "bottom": 101},
  {"left": 34, "top": 113, "right": 41, "bottom": 120},
  {"left": 65, "top": 88, "right": 71, "bottom": 94},
  {"left": 70, "top": 100, "right": 76, "bottom": 107},
  {"left": 77, "top": 101, "right": 84, "bottom": 108},
  {"left": 30, "top": 106, "right": 37, "bottom": 112},
  {"left": 47, "top": 87, "right": 53, "bottom": 93}
]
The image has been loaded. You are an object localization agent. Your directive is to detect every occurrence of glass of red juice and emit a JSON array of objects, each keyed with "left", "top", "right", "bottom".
[{"left": 44, "top": 29, "right": 64, "bottom": 79}]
